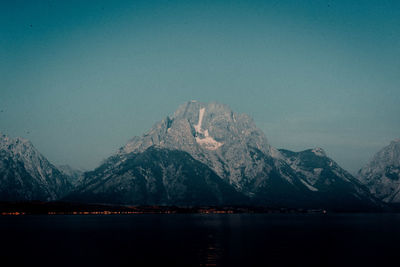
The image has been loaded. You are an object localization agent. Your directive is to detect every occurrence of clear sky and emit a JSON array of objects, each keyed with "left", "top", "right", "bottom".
[{"left": 1, "top": 0, "right": 399, "bottom": 173}]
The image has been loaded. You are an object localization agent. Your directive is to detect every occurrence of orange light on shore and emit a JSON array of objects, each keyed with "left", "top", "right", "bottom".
[
  {"left": 1, "top": 212, "right": 25, "bottom": 216},
  {"left": 1, "top": 208, "right": 237, "bottom": 215}
]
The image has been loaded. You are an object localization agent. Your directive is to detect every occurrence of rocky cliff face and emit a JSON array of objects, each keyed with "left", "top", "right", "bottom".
[
  {"left": 358, "top": 139, "right": 400, "bottom": 203},
  {"left": 0, "top": 133, "right": 72, "bottom": 201}
]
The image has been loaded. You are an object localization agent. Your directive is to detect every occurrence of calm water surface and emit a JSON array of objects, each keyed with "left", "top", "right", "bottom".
[{"left": 1, "top": 213, "right": 399, "bottom": 266}]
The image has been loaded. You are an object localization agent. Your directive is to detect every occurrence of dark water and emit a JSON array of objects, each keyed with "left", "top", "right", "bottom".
[{"left": 1, "top": 213, "right": 400, "bottom": 266}]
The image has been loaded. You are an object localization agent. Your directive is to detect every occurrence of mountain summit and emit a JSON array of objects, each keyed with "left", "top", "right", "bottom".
[
  {"left": 358, "top": 139, "right": 400, "bottom": 203},
  {"left": 69, "top": 101, "right": 379, "bottom": 210},
  {"left": 0, "top": 133, "right": 72, "bottom": 201},
  {"left": 119, "top": 101, "right": 278, "bottom": 191}
]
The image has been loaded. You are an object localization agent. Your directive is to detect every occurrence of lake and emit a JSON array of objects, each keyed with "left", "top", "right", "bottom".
[{"left": 1, "top": 213, "right": 399, "bottom": 266}]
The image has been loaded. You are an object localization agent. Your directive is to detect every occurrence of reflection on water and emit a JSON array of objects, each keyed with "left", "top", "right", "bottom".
[
  {"left": 192, "top": 215, "right": 224, "bottom": 266},
  {"left": 198, "top": 234, "right": 220, "bottom": 266},
  {"left": 1, "top": 213, "right": 400, "bottom": 266}
]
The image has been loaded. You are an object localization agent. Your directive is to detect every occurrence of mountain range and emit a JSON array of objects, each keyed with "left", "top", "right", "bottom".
[{"left": 0, "top": 101, "right": 398, "bottom": 210}]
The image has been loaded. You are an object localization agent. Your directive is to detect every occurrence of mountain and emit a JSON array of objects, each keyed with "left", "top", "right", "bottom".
[
  {"left": 58, "top": 164, "right": 84, "bottom": 185},
  {"left": 0, "top": 133, "right": 72, "bottom": 201},
  {"left": 70, "top": 101, "right": 379, "bottom": 210},
  {"left": 119, "top": 101, "right": 280, "bottom": 192},
  {"left": 358, "top": 139, "right": 400, "bottom": 203},
  {"left": 279, "top": 148, "right": 381, "bottom": 209},
  {"left": 67, "top": 147, "right": 246, "bottom": 205}
]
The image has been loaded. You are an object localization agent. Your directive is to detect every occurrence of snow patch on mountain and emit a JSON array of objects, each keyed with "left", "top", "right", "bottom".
[
  {"left": 300, "top": 179, "right": 318, "bottom": 191},
  {"left": 194, "top": 107, "right": 205, "bottom": 133},
  {"left": 193, "top": 107, "right": 223, "bottom": 150}
]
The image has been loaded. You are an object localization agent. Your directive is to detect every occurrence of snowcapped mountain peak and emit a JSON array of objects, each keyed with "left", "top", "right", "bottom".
[
  {"left": 117, "top": 101, "right": 276, "bottom": 190},
  {"left": 121, "top": 101, "right": 272, "bottom": 155},
  {"left": 172, "top": 101, "right": 237, "bottom": 129}
]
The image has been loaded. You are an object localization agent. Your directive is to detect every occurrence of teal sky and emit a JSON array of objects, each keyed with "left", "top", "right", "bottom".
[{"left": 1, "top": 0, "right": 399, "bottom": 173}]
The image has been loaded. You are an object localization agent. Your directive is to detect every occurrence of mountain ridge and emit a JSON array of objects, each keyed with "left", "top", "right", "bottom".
[
  {"left": 66, "top": 101, "right": 381, "bottom": 210},
  {"left": 0, "top": 133, "right": 72, "bottom": 201}
]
